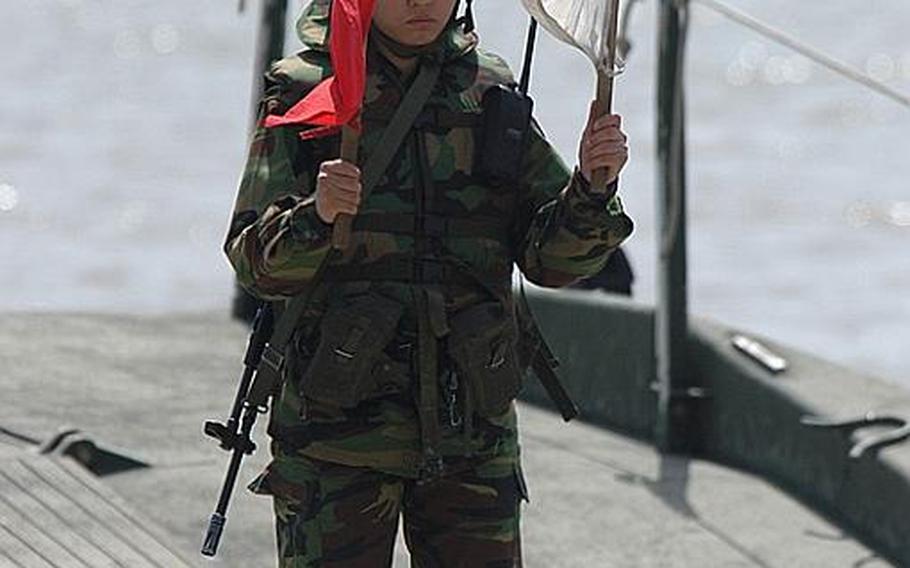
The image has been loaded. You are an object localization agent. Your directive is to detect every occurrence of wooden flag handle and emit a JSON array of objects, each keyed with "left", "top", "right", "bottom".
[
  {"left": 590, "top": 0, "right": 623, "bottom": 191},
  {"left": 331, "top": 125, "right": 361, "bottom": 250}
]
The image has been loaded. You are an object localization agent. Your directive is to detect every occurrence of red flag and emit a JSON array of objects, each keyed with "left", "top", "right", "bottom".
[{"left": 264, "top": 0, "right": 377, "bottom": 138}]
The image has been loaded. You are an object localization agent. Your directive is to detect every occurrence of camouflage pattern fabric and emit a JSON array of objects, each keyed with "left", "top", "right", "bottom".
[
  {"left": 223, "top": 0, "right": 633, "bottom": 504},
  {"left": 250, "top": 447, "right": 527, "bottom": 567}
]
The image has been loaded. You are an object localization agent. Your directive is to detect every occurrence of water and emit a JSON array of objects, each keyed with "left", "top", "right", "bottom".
[{"left": 2, "top": 0, "right": 908, "bottom": 388}]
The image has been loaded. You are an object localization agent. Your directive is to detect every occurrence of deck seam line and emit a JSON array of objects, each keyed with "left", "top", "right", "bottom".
[
  {"left": 0, "top": 465, "right": 106, "bottom": 568},
  {"left": 22, "top": 458, "right": 171, "bottom": 568},
  {"left": 0, "top": 502, "right": 68, "bottom": 568},
  {"left": 47, "top": 457, "right": 190, "bottom": 566}
]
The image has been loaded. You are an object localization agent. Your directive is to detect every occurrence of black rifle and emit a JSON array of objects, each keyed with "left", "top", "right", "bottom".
[{"left": 201, "top": 303, "right": 276, "bottom": 557}]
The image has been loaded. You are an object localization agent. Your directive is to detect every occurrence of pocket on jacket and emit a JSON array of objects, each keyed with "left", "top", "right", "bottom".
[
  {"left": 447, "top": 301, "right": 524, "bottom": 417},
  {"left": 301, "top": 292, "right": 404, "bottom": 408}
]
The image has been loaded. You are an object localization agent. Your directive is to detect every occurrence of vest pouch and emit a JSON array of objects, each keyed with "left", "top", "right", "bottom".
[
  {"left": 447, "top": 301, "right": 524, "bottom": 417},
  {"left": 476, "top": 85, "right": 534, "bottom": 186},
  {"left": 301, "top": 293, "right": 404, "bottom": 408}
]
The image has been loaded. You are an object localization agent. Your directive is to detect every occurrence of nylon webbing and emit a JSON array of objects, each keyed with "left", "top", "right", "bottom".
[
  {"left": 360, "top": 59, "right": 442, "bottom": 201},
  {"left": 362, "top": 106, "right": 482, "bottom": 129},
  {"left": 352, "top": 213, "right": 509, "bottom": 242},
  {"left": 323, "top": 257, "right": 479, "bottom": 287}
]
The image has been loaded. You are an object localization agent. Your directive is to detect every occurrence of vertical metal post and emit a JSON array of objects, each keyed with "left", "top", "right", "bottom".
[
  {"left": 249, "top": 0, "right": 289, "bottom": 130},
  {"left": 655, "top": 0, "right": 695, "bottom": 453},
  {"left": 233, "top": 0, "right": 289, "bottom": 322}
]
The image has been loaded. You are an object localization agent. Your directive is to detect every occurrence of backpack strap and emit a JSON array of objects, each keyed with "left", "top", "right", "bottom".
[{"left": 360, "top": 60, "right": 442, "bottom": 200}]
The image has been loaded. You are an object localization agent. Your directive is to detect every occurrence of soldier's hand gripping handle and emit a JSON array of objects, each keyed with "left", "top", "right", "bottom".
[
  {"left": 588, "top": 0, "right": 623, "bottom": 189},
  {"left": 579, "top": 107, "right": 628, "bottom": 192},
  {"left": 329, "top": 125, "right": 362, "bottom": 250}
]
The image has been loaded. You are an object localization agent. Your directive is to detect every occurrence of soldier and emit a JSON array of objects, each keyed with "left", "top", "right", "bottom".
[{"left": 223, "top": 0, "right": 633, "bottom": 565}]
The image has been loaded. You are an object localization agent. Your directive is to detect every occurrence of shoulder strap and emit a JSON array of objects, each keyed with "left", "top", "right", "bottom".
[
  {"left": 360, "top": 59, "right": 441, "bottom": 199},
  {"left": 516, "top": 275, "right": 579, "bottom": 422}
]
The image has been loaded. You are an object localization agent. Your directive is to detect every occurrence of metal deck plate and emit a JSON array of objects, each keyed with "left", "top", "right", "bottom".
[{"left": 0, "top": 448, "right": 191, "bottom": 568}]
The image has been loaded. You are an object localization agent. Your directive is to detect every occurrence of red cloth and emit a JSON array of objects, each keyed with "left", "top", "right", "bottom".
[{"left": 264, "top": 0, "right": 377, "bottom": 139}]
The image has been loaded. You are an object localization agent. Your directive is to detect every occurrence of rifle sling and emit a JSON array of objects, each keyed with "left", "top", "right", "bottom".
[
  {"left": 517, "top": 276, "right": 579, "bottom": 422},
  {"left": 361, "top": 59, "right": 442, "bottom": 200}
]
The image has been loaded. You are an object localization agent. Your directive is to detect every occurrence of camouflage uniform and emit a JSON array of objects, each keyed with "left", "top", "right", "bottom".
[{"left": 224, "top": 1, "right": 633, "bottom": 565}]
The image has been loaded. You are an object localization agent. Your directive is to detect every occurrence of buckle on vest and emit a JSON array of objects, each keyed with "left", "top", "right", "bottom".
[
  {"left": 423, "top": 214, "right": 447, "bottom": 238},
  {"left": 260, "top": 344, "right": 286, "bottom": 375},
  {"left": 413, "top": 107, "right": 437, "bottom": 130},
  {"left": 416, "top": 258, "right": 446, "bottom": 283},
  {"left": 416, "top": 452, "right": 445, "bottom": 483}
]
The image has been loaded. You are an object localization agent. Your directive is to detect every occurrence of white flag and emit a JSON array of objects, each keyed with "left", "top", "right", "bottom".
[{"left": 520, "top": 0, "right": 618, "bottom": 73}]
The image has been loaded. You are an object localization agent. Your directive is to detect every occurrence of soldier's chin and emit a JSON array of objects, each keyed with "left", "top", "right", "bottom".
[{"left": 400, "top": 27, "right": 445, "bottom": 47}]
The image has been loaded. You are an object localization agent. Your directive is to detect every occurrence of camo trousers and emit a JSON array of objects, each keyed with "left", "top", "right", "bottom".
[{"left": 251, "top": 453, "right": 528, "bottom": 568}]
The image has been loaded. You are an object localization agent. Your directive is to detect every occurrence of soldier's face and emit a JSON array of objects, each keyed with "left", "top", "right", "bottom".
[{"left": 373, "top": 0, "right": 459, "bottom": 46}]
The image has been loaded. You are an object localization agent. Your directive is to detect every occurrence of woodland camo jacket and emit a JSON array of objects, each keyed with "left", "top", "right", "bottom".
[{"left": 224, "top": 1, "right": 634, "bottom": 480}]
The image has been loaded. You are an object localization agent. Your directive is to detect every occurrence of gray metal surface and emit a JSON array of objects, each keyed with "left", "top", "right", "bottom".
[
  {"left": 0, "top": 310, "right": 898, "bottom": 566},
  {"left": 0, "top": 448, "right": 191, "bottom": 568},
  {"left": 522, "top": 288, "right": 910, "bottom": 566}
]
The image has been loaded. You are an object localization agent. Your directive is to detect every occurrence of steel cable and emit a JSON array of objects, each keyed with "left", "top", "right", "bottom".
[{"left": 693, "top": 0, "right": 910, "bottom": 109}]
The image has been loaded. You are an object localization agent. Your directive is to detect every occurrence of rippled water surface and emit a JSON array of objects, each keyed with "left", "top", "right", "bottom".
[{"left": 2, "top": 0, "right": 909, "bottom": 387}]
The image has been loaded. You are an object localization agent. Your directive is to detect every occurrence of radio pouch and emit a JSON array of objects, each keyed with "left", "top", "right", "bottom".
[
  {"left": 447, "top": 301, "right": 524, "bottom": 417},
  {"left": 476, "top": 85, "right": 534, "bottom": 185},
  {"left": 301, "top": 293, "right": 404, "bottom": 408}
]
